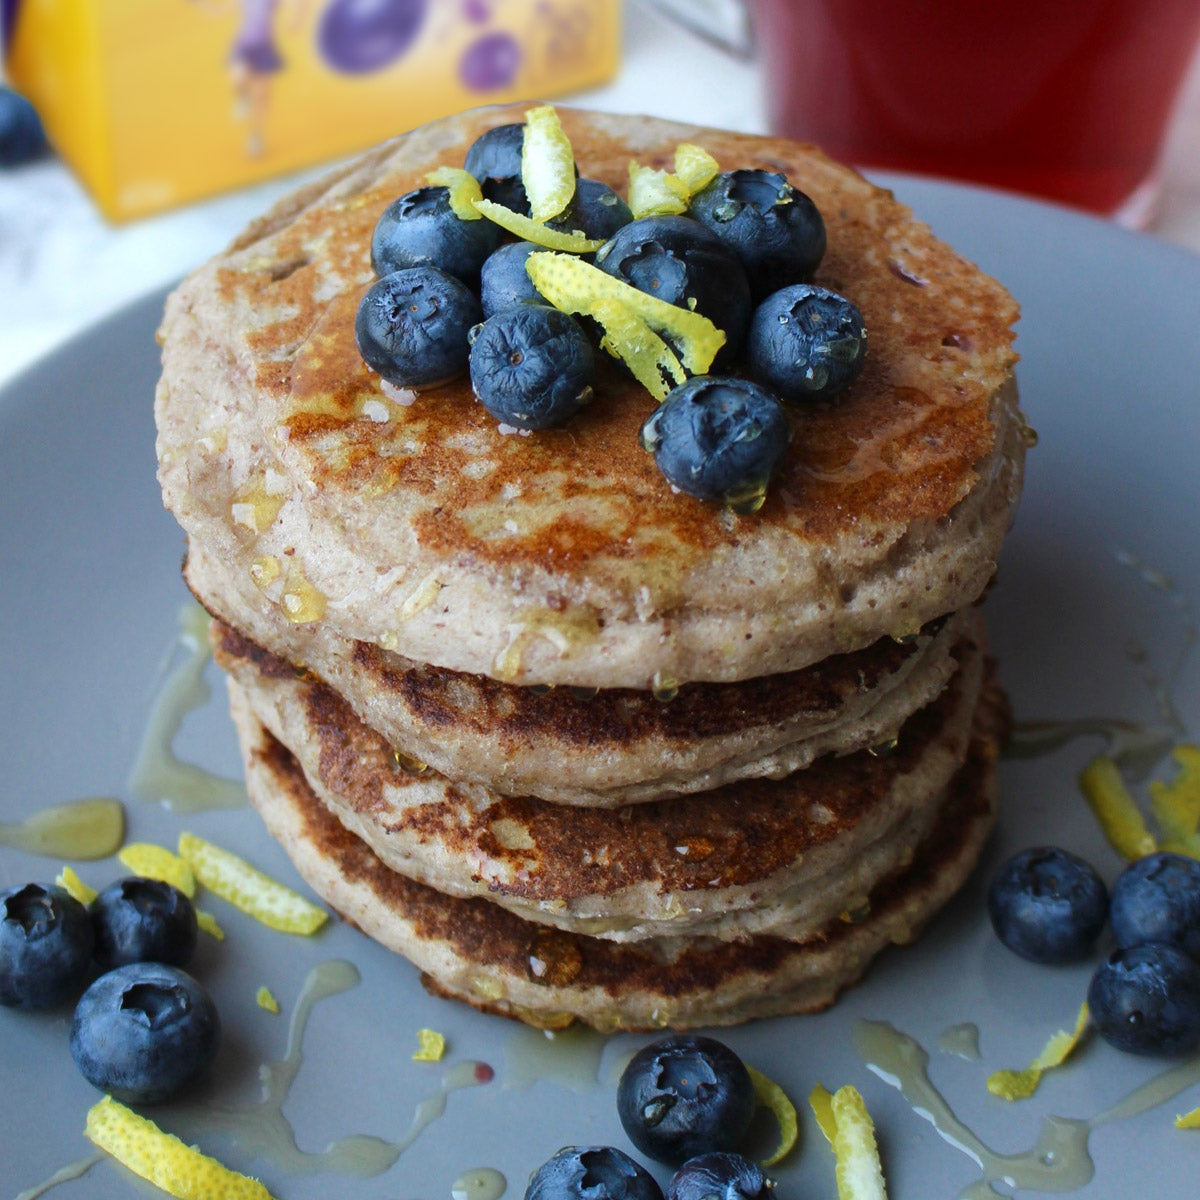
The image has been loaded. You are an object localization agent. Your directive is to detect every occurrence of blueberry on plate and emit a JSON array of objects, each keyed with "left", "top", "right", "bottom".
[
  {"left": 0, "top": 883, "right": 94, "bottom": 1009},
  {"left": 746, "top": 284, "right": 867, "bottom": 403},
  {"left": 525, "top": 1146, "right": 663, "bottom": 1200},
  {"left": 0, "top": 86, "right": 49, "bottom": 168},
  {"left": 616, "top": 1034, "right": 756, "bottom": 1166},
  {"left": 690, "top": 169, "right": 825, "bottom": 298},
  {"left": 640, "top": 376, "right": 790, "bottom": 513},
  {"left": 480, "top": 241, "right": 544, "bottom": 317},
  {"left": 1088, "top": 942, "right": 1200, "bottom": 1055},
  {"left": 594, "top": 216, "right": 752, "bottom": 361},
  {"left": 548, "top": 178, "right": 633, "bottom": 242},
  {"left": 91, "top": 877, "right": 198, "bottom": 971},
  {"left": 987, "top": 846, "right": 1108, "bottom": 964},
  {"left": 70, "top": 962, "right": 221, "bottom": 1103},
  {"left": 356, "top": 266, "right": 482, "bottom": 389},
  {"left": 371, "top": 185, "right": 502, "bottom": 284},
  {"left": 667, "top": 1153, "right": 772, "bottom": 1200},
  {"left": 464, "top": 121, "right": 530, "bottom": 214},
  {"left": 469, "top": 305, "right": 594, "bottom": 430},
  {"left": 1110, "top": 852, "right": 1200, "bottom": 961}
]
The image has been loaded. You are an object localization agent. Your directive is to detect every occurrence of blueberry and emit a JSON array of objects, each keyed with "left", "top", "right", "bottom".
[
  {"left": 469, "top": 305, "right": 594, "bottom": 430},
  {"left": 746, "top": 284, "right": 867, "bottom": 403},
  {"left": 667, "top": 1153, "right": 772, "bottom": 1200},
  {"left": 91, "top": 877, "right": 198, "bottom": 972},
  {"left": 987, "top": 846, "right": 1109, "bottom": 964},
  {"left": 594, "top": 217, "right": 752, "bottom": 361},
  {"left": 1088, "top": 943, "right": 1200, "bottom": 1055},
  {"left": 689, "top": 170, "right": 825, "bottom": 299},
  {"left": 356, "top": 266, "right": 482, "bottom": 389},
  {"left": 70, "top": 962, "right": 220, "bottom": 1103},
  {"left": 371, "top": 185, "right": 501, "bottom": 284},
  {"left": 616, "top": 1034, "right": 756, "bottom": 1166},
  {"left": 0, "top": 883, "right": 94, "bottom": 1009},
  {"left": 640, "top": 377, "right": 790, "bottom": 512},
  {"left": 525, "top": 1146, "right": 663, "bottom": 1200},
  {"left": 549, "top": 178, "right": 633, "bottom": 242},
  {"left": 480, "top": 241, "right": 544, "bottom": 317},
  {"left": 317, "top": 0, "right": 428, "bottom": 74},
  {"left": 0, "top": 86, "right": 49, "bottom": 168},
  {"left": 1110, "top": 852, "right": 1200, "bottom": 961},
  {"left": 464, "top": 122, "right": 530, "bottom": 214}
]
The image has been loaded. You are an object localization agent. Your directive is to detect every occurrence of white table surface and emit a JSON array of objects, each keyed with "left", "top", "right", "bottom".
[{"left": 2, "top": 0, "right": 1198, "bottom": 392}]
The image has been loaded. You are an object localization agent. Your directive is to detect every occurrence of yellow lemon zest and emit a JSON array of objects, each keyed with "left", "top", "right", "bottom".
[
  {"left": 178, "top": 832, "right": 328, "bottom": 935},
  {"left": 522, "top": 104, "right": 577, "bottom": 222},
  {"left": 118, "top": 842, "right": 197, "bottom": 897},
  {"left": 627, "top": 162, "right": 691, "bottom": 218},
  {"left": 590, "top": 297, "right": 685, "bottom": 400},
  {"left": 1150, "top": 744, "right": 1200, "bottom": 850},
  {"left": 86, "top": 1095, "right": 276, "bottom": 1200},
  {"left": 1078, "top": 756, "right": 1158, "bottom": 861},
  {"left": 412, "top": 1028, "right": 446, "bottom": 1062},
  {"left": 56, "top": 865, "right": 98, "bottom": 906},
  {"left": 473, "top": 198, "right": 603, "bottom": 252},
  {"left": 746, "top": 1064, "right": 798, "bottom": 1166},
  {"left": 987, "top": 1002, "right": 1090, "bottom": 1100},
  {"left": 1175, "top": 1104, "right": 1200, "bottom": 1128},
  {"left": 196, "top": 909, "right": 225, "bottom": 941},
  {"left": 810, "top": 1084, "right": 889, "bottom": 1199},
  {"left": 256, "top": 986, "right": 280, "bottom": 1014},
  {"left": 673, "top": 142, "right": 720, "bottom": 192},
  {"left": 425, "top": 166, "right": 485, "bottom": 220},
  {"left": 809, "top": 1083, "right": 839, "bottom": 1144}
]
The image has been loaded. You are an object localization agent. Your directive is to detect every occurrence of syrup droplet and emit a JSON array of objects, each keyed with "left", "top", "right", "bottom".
[
  {"left": 651, "top": 672, "right": 680, "bottom": 702},
  {"left": 451, "top": 1167, "right": 506, "bottom": 1200},
  {"left": 0, "top": 797, "right": 124, "bottom": 860},
  {"left": 392, "top": 750, "right": 429, "bottom": 775}
]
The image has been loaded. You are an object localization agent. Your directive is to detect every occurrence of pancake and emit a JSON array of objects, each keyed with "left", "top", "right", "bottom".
[
  {"left": 220, "top": 611, "right": 986, "bottom": 943},
  {"left": 201, "top": 572, "right": 969, "bottom": 805},
  {"left": 235, "top": 668, "right": 1005, "bottom": 1031},
  {"left": 156, "top": 104, "right": 1025, "bottom": 691}
]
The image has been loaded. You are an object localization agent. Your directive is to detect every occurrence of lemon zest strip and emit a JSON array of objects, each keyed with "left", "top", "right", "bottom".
[
  {"left": 178, "top": 831, "right": 328, "bottom": 935},
  {"left": 590, "top": 297, "right": 685, "bottom": 400},
  {"left": 1150, "top": 744, "right": 1200, "bottom": 848},
  {"left": 1078, "top": 756, "right": 1158, "bottom": 861},
  {"left": 746, "top": 1064, "right": 798, "bottom": 1166},
  {"left": 809, "top": 1083, "right": 839, "bottom": 1144},
  {"left": 810, "top": 1084, "right": 889, "bottom": 1199},
  {"left": 522, "top": 104, "right": 577, "bottom": 222},
  {"left": 425, "top": 167, "right": 484, "bottom": 220},
  {"left": 196, "top": 909, "right": 225, "bottom": 940},
  {"left": 56, "top": 865, "right": 98, "bottom": 906},
  {"left": 473, "top": 198, "right": 603, "bottom": 252},
  {"left": 1175, "top": 1104, "right": 1200, "bottom": 1128},
  {"left": 413, "top": 1028, "right": 446, "bottom": 1062},
  {"left": 627, "top": 162, "right": 691, "bottom": 218},
  {"left": 118, "top": 842, "right": 197, "bottom": 897},
  {"left": 86, "top": 1095, "right": 276, "bottom": 1200},
  {"left": 673, "top": 142, "right": 720, "bottom": 192},
  {"left": 256, "top": 985, "right": 280, "bottom": 1014},
  {"left": 987, "top": 1002, "right": 1090, "bottom": 1100}
]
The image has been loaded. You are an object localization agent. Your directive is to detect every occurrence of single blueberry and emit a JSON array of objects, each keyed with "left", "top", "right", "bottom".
[
  {"left": 594, "top": 216, "right": 752, "bottom": 361},
  {"left": 460, "top": 31, "right": 522, "bottom": 91},
  {"left": 667, "top": 1153, "right": 772, "bottom": 1200},
  {"left": 746, "top": 284, "right": 867, "bottom": 403},
  {"left": 91, "top": 877, "right": 198, "bottom": 971},
  {"left": 0, "top": 86, "right": 49, "bottom": 168},
  {"left": 0, "top": 883, "right": 94, "bottom": 1009},
  {"left": 987, "top": 846, "right": 1109, "bottom": 964},
  {"left": 464, "top": 122, "right": 530, "bottom": 214},
  {"left": 1088, "top": 943, "right": 1200, "bottom": 1056},
  {"left": 1110, "top": 852, "right": 1200, "bottom": 961},
  {"left": 640, "top": 376, "right": 790, "bottom": 513},
  {"left": 469, "top": 305, "right": 594, "bottom": 430},
  {"left": 371, "top": 185, "right": 501, "bottom": 284},
  {"left": 356, "top": 266, "right": 482, "bottom": 389},
  {"left": 525, "top": 1146, "right": 663, "bottom": 1200},
  {"left": 548, "top": 178, "right": 633, "bottom": 242},
  {"left": 480, "top": 241, "right": 544, "bottom": 316},
  {"left": 616, "top": 1034, "right": 756, "bottom": 1166},
  {"left": 316, "top": 0, "right": 428, "bottom": 74},
  {"left": 70, "top": 962, "right": 221, "bottom": 1104},
  {"left": 689, "top": 169, "right": 825, "bottom": 298}
]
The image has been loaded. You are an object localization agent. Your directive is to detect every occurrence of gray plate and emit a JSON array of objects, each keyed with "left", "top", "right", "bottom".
[{"left": 2, "top": 176, "right": 1199, "bottom": 1200}]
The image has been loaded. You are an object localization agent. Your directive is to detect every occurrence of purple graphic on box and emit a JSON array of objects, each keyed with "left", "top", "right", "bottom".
[
  {"left": 459, "top": 31, "right": 521, "bottom": 90},
  {"left": 463, "top": 0, "right": 492, "bottom": 23},
  {"left": 317, "top": 0, "right": 428, "bottom": 74}
]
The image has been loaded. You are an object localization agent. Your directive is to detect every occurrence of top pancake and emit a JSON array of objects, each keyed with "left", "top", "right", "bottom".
[{"left": 156, "top": 105, "right": 1024, "bottom": 689}]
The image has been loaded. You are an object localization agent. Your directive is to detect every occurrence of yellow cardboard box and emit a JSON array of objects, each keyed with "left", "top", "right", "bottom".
[{"left": 6, "top": 0, "right": 620, "bottom": 220}]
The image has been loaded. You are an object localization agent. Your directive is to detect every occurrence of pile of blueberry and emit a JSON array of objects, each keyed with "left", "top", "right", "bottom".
[
  {"left": 355, "top": 117, "right": 868, "bottom": 510},
  {"left": 525, "top": 1034, "right": 773, "bottom": 1200},
  {"left": 988, "top": 847, "right": 1200, "bottom": 1055},
  {"left": 0, "top": 878, "right": 220, "bottom": 1103}
]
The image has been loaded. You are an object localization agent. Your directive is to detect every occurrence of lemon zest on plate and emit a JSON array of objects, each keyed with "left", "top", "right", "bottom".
[
  {"left": 196, "top": 909, "right": 225, "bottom": 940},
  {"left": 425, "top": 166, "right": 484, "bottom": 220},
  {"left": 177, "top": 832, "right": 327, "bottom": 935},
  {"left": 1150, "top": 744, "right": 1200, "bottom": 850},
  {"left": 118, "top": 842, "right": 197, "bottom": 897},
  {"left": 256, "top": 985, "right": 280, "bottom": 1014},
  {"left": 1078, "top": 756, "right": 1158, "bottom": 861},
  {"left": 86, "top": 1095, "right": 276, "bottom": 1200},
  {"left": 412, "top": 1028, "right": 446, "bottom": 1062},
  {"left": 56, "top": 865, "right": 98, "bottom": 906},
  {"left": 473, "top": 198, "right": 603, "bottom": 252},
  {"left": 987, "top": 1002, "right": 1090, "bottom": 1100},
  {"left": 1175, "top": 1104, "right": 1200, "bottom": 1128},
  {"left": 746, "top": 1064, "right": 798, "bottom": 1166},
  {"left": 810, "top": 1083, "right": 889, "bottom": 1200},
  {"left": 521, "top": 104, "right": 577, "bottom": 222}
]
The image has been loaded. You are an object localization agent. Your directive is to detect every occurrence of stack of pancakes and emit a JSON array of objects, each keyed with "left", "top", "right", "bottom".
[{"left": 155, "top": 106, "right": 1025, "bottom": 1031}]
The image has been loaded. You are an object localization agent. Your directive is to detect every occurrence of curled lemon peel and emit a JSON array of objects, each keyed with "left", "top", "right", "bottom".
[
  {"left": 413, "top": 1028, "right": 446, "bottom": 1062},
  {"left": 56, "top": 865, "right": 97, "bottom": 906},
  {"left": 196, "top": 909, "right": 225, "bottom": 941},
  {"left": 522, "top": 104, "right": 577, "bottom": 222},
  {"left": 425, "top": 166, "right": 484, "bottom": 220},
  {"left": 1175, "top": 1104, "right": 1200, "bottom": 1129},
  {"left": 473, "top": 198, "right": 602, "bottom": 252},
  {"left": 1078, "top": 756, "right": 1158, "bottom": 861},
  {"left": 746, "top": 1064, "right": 798, "bottom": 1166},
  {"left": 590, "top": 297, "right": 685, "bottom": 400},
  {"left": 256, "top": 986, "right": 280, "bottom": 1014},
  {"left": 86, "top": 1095, "right": 276, "bottom": 1200},
  {"left": 118, "top": 842, "right": 197, "bottom": 897},
  {"left": 673, "top": 142, "right": 720, "bottom": 193},
  {"left": 987, "top": 1002, "right": 1090, "bottom": 1101},
  {"left": 1150, "top": 744, "right": 1200, "bottom": 851},
  {"left": 810, "top": 1084, "right": 889, "bottom": 1200},
  {"left": 627, "top": 162, "right": 690, "bottom": 218},
  {"left": 177, "top": 832, "right": 327, "bottom": 935}
]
